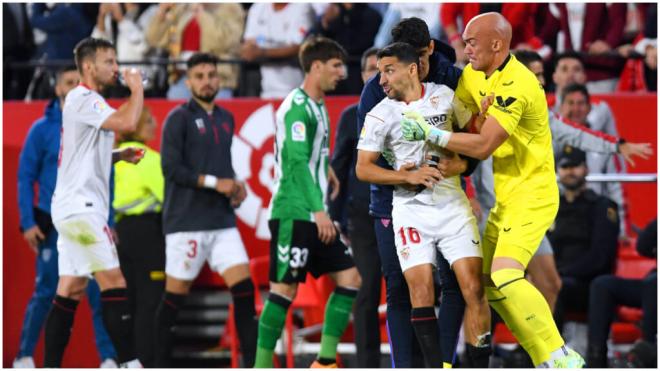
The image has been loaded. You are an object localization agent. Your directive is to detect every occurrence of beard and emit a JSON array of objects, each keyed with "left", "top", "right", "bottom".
[
  {"left": 193, "top": 88, "right": 218, "bottom": 103},
  {"left": 561, "top": 175, "right": 586, "bottom": 191}
]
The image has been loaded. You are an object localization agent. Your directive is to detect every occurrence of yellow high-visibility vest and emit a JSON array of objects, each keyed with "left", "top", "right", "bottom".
[{"left": 113, "top": 141, "right": 164, "bottom": 221}]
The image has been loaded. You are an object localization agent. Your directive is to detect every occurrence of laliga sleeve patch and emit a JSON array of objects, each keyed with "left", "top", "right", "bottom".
[
  {"left": 92, "top": 99, "right": 109, "bottom": 114},
  {"left": 291, "top": 121, "right": 306, "bottom": 142}
]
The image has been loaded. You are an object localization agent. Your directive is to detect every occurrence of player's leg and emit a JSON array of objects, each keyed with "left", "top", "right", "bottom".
[
  {"left": 435, "top": 254, "right": 466, "bottom": 368},
  {"left": 44, "top": 275, "right": 88, "bottom": 367},
  {"left": 526, "top": 236, "right": 562, "bottom": 311},
  {"left": 212, "top": 227, "right": 257, "bottom": 367},
  {"left": 255, "top": 219, "right": 304, "bottom": 368},
  {"left": 85, "top": 279, "right": 117, "bottom": 364},
  {"left": 374, "top": 217, "right": 422, "bottom": 368},
  {"left": 15, "top": 229, "right": 58, "bottom": 367},
  {"left": 154, "top": 230, "right": 208, "bottom": 367},
  {"left": 307, "top": 219, "right": 360, "bottom": 368}
]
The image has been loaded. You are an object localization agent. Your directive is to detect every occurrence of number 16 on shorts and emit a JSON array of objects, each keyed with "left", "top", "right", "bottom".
[{"left": 397, "top": 227, "right": 421, "bottom": 262}]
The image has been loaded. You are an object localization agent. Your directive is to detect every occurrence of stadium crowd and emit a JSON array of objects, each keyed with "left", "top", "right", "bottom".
[{"left": 5, "top": 2, "right": 656, "bottom": 369}]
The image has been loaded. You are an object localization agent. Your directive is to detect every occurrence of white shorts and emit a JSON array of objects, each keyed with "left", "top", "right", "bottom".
[
  {"left": 54, "top": 213, "right": 119, "bottom": 277},
  {"left": 165, "top": 227, "right": 249, "bottom": 280},
  {"left": 392, "top": 198, "right": 482, "bottom": 272}
]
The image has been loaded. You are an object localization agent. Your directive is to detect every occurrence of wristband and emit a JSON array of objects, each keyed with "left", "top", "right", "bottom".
[
  {"left": 203, "top": 175, "right": 218, "bottom": 189},
  {"left": 428, "top": 127, "right": 452, "bottom": 148}
]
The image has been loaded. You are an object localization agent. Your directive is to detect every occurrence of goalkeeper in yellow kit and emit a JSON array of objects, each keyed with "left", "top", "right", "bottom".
[{"left": 401, "top": 12, "right": 585, "bottom": 368}]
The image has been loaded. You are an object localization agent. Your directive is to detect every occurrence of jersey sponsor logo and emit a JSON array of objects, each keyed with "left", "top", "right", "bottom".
[
  {"left": 291, "top": 121, "right": 306, "bottom": 141},
  {"left": 92, "top": 99, "right": 108, "bottom": 114},
  {"left": 494, "top": 96, "right": 517, "bottom": 114},
  {"left": 424, "top": 114, "right": 448, "bottom": 128}
]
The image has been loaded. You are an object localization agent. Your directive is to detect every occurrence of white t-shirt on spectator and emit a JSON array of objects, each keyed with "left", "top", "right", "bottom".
[
  {"left": 243, "top": 3, "right": 315, "bottom": 99},
  {"left": 51, "top": 85, "right": 116, "bottom": 222}
]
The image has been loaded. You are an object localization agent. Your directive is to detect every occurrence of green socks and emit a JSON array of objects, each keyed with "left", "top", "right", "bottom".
[
  {"left": 318, "top": 287, "right": 358, "bottom": 362},
  {"left": 254, "top": 293, "right": 291, "bottom": 368}
]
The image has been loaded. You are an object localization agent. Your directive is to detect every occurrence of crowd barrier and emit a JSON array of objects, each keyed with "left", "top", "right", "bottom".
[{"left": 3, "top": 94, "right": 656, "bottom": 367}]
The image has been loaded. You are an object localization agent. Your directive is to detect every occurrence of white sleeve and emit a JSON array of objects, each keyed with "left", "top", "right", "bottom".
[
  {"left": 357, "top": 111, "right": 388, "bottom": 152},
  {"left": 451, "top": 94, "right": 473, "bottom": 129},
  {"left": 243, "top": 4, "right": 261, "bottom": 40},
  {"left": 78, "top": 94, "right": 117, "bottom": 129}
]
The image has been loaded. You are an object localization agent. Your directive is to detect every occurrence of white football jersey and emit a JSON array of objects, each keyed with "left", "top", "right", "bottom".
[
  {"left": 357, "top": 82, "right": 473, "bottom": 206},
  {"left": 51, "top": 84, "right": 116, "bottom": 222}
]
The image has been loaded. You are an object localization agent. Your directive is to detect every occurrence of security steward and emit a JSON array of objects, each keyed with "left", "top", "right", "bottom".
[
  {"left": 113, "top": 106, "right": 166, "bottom": 367},
  {"left": 546, "top": 145, "right": 619, "bottom": 332}
]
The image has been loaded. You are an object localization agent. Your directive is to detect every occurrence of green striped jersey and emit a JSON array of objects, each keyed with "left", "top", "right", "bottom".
[{"left": 269, "top": 88, "right": 330, "bottom": 221}]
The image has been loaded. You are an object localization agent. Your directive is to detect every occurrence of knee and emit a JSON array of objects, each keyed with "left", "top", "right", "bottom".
[
  {"left": 461, "top": 278, "right": 486, "bottom": 306},
  {"left": 336, "top": 267, "right": 362, "bottom": 289},
  {"left": 407, "top": 278, "right": 435, "bottom": 307}
]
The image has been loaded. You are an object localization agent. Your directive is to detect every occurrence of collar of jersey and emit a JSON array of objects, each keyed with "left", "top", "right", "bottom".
[
  {"left": 484, "top": 54, "right": 512, "bottom": 80},
  {"left": 296, "top": 87, "right": 324, "bottom": 105}
]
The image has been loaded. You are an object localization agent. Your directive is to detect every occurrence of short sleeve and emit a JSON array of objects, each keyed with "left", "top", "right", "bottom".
[
  {"left": 451, "top": 94, "right": 474, "bottom": 129},
  {"left": 357, "top": 110, "right": 388, "bottom": 152},
  {"left": 78, "top": 94, "right": 116, "bottom": 129},
  {"left": 487, "top": 85, "right": 525, "bottom": 135}
]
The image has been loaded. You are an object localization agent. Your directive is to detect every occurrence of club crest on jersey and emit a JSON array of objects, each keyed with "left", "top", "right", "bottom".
[
  {"left": 430, "top": 96, "right": 440, "bottom": 110},
  {"left": 195, "top": 118, "right": 206, "bottom": 134},
  {"left": 92, "top": 99, "right": 108, "bottom": 114},
  {"left": 291, "top": 121, "right": 306, "bottom": 141}
]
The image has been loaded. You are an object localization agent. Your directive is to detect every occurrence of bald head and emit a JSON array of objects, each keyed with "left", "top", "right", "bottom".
[{"left": 462, "top": 12, "right": 512, "bottom": 74}]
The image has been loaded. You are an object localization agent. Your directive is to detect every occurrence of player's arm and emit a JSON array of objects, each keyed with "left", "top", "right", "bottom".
[
  {"left": 101, "top": 68, "right": 144, "bottom": 133},
  {"left": 356, "top": 150, "right": 441, "bottom": 189},
  {"left": 17, "top": 123, "right": 45, "bottom": 250}
]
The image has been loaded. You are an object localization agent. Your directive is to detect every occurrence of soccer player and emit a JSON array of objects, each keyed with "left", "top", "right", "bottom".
[
  {"left": 156, "top": 53, "right": 257, "bottom": 367},
  {"left": 46, "top": 37, "right": 144, "bottom": 368},
  {"left": 356, "top": 42, "right": 491, "bottom": 368},
  {"left": 357, "top": 17, "right": 479, "bottom": 368},
  {"left": 400, "top": 13, "right": 584, "bottom": 367},
  {"left": 15, "top": 65, "right": 117, "bottom": 368},
  {"left": 255, "top": 36, "right": 361, "bottom": 368}
]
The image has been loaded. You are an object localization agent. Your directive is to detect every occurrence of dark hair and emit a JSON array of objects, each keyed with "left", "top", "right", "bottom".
[
  {"left": 298, "top": 36, "right": 347, "bottom": 73},
  {"left": 361, "top": 47, "right": 379, "bottom": 71},
  {"left": 514, "top": 50, "right": 542, "bottom": 69},
  {"left": 73, "top": 37, "right": 116, "bottom": 74},
  {"left": 391, "top": 17, "right": 431, "bottom": 49},
  {"left": 56, "top": 65, "right": 78, "bottom": 82},
  {"left": 554, "top": 51, "right": 584, "bottom": 70},
  {"left": 376, "top": 42, "right": 420, "bottom": 70},
  {"left": 561, "top": 83, "right": 590, "bottom": 103},
  {"left": 187, "top": 52, "right": 219, "bottom": 70}
]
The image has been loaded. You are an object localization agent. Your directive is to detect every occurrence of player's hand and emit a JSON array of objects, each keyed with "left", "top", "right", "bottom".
[
  {"left": 314, "top": 211, "right": 337, "bottom": 245},
  {"left": 119, "top": 146, "right": 145, "bottom": 164},
  {"left": 230, "top": 181, "right": 247, "bottom": 208},
  {"left": 399, "top": 162, "right": 442, "bottom": 189},
  {"left": 215, "top": 178, "right": 237, "bottom": 197},
  {"left": 122, "top": 67, "right": 144, "bottom": 93},
  {"left": 240, "top": 40, "right": 262, "bottom": 62},
  {"left": 619, "top": 142, "right": 653, "bottom": 166},
  {"left": 23, "top": 225, "right": 45, "bottom": 253},
  {"left": 434, "top": 153, "right": 467, "bottom": 178},
  {"left": 401, "top": 111, "right": 431, "bottom": 141},
  {"left": 328, "top": 166, "right": 340, "bottom": 201}
]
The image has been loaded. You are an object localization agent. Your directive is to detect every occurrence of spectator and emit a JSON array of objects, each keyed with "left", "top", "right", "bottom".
[
  {"left": 4, "top": 2, "right": 35, "bottom": 100},
  {"left": 113, "top": 106, "right": 165, "bottom": 367},
  {"left": 559, "top": 84, "right": 628, "bottom": 237},
  {"left": 240, "top": 3, "right": 315, "bottom": 98},
  {"left": 587, "top": 218, "right": 657, "bottom": 368},
  {"left": 551, "top": 52, "right": 620, "bottom": 138},
  {"left": 547, "top": 146, "right": 619, "bottom": 333},
  {"left": 145, "top": 3, "right": 245, "bottom": 100},
  {"left": 539, "top": 3, "right": 628, "bottom": 93},
  {"left": 618, "top": 4, "right": 657, "bottom": 92},
  {"left": 373, "top": 3, "right": 441, "bottom": 48},
  {"left": 440, "top": 3, "right": 546, "bottom": 66},
  {"left": 309, "top": 4, "right": 382, "bottom": 95}
]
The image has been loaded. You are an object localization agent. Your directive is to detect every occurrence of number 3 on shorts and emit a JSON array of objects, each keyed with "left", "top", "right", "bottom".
[
  {"left": 187, "top": 240, "right": 198, "bottom": 258},
  {"left": 398, "top": 227, "right": 421, "bottom": 246}
]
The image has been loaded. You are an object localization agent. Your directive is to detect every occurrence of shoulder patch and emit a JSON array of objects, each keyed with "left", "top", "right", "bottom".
[
  {"left": 92, "top": 99, "right": 109, "bottom": 114},
  {"left": 291, "top": 121, "right": 306, "bottom": 141},
  {"left": 293, "top": 92, "right": 306, "bottom": 106}
]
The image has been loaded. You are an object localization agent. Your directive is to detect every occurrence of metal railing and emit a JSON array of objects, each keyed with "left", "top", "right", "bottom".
[{"left": 585, "top": 173, "right": 657, "bottom": 183}]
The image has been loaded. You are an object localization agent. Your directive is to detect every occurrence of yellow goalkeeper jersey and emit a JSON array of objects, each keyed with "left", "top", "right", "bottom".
[{"left": 455, "top": 54, "right": 558, "bottom": 206}]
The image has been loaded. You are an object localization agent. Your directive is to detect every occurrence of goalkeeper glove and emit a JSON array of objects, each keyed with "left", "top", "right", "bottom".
[{"left": 401, "top": 111, "right": 452, "bottom": 147}]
